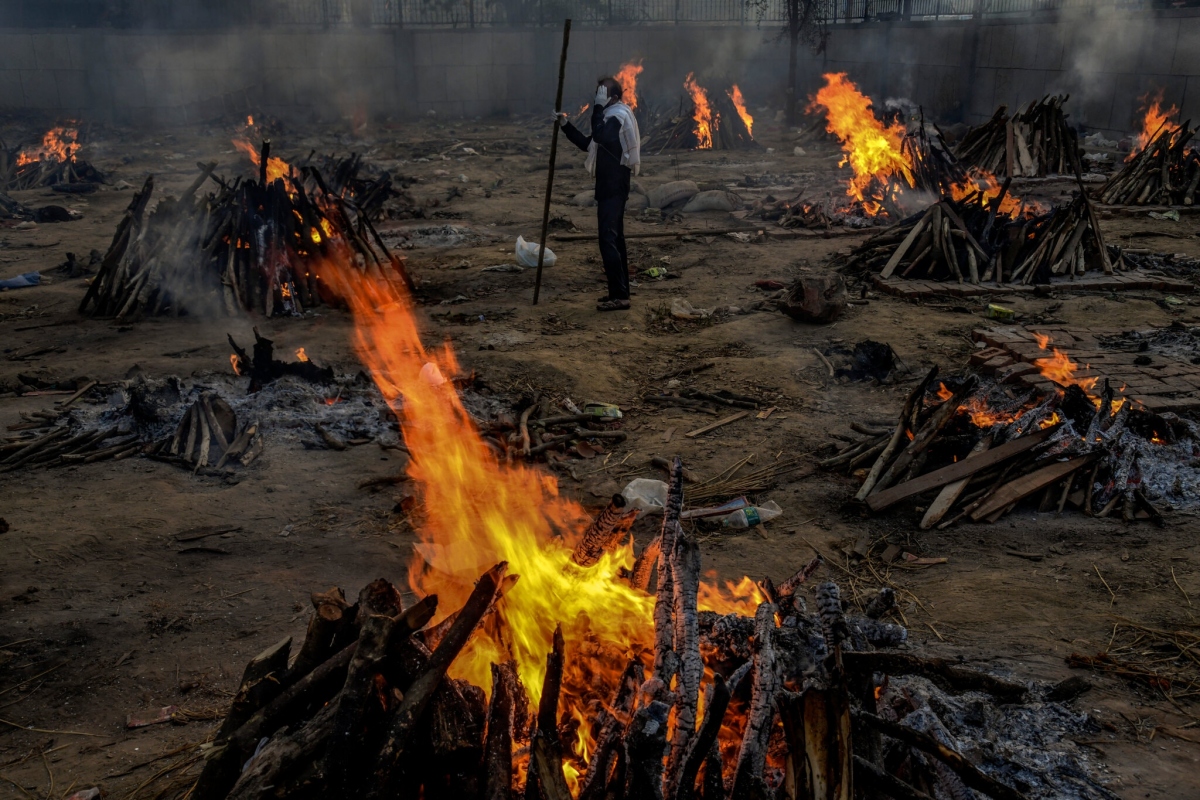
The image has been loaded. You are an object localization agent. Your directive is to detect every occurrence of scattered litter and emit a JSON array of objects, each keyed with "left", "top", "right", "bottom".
[
  {"left": 583, "top": 402, "right": 622, "bottom": 420},
  {"left": 642, "top": 267, "right": 668, "bottom": 279},
  {"left": 622, "top": 478, "right": 668, "bottom": 514},
  {"left": 681, "top": 496, "right": 749, "bottom": 520},
  {"left": 482, "top": 264, "right": 523, "bottom": 273},
  {"left": 65, "top": 789, "right": 100, "bottom": 800},
  {"left": 0, "top": 272, "right": 41, "bottom": 290},
  {"left": 1148, "top": 210, "right": 1181, "bottom": 222},
  {"left": 126, "top": 705, "right": 180, "bottom": 729},
  {"left": 986, "top": 303, "right": 1015, "bottom": 321},
  {"left": 516, "top": 235, "right": 556, "bottom": 267},
  {"left": 793, "top": 146, "right": 807, "bottom": 156},
  {"left": 722, "top": 499, "right": 783, "bottom": 528},
  {"left": 670, "top": 297, "right": 712, "bottom": 320}
]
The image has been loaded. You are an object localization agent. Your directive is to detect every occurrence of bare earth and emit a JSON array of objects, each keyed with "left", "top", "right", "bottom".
[{"left": 1, "top": 114, "right": 1199, "bottom": 799}]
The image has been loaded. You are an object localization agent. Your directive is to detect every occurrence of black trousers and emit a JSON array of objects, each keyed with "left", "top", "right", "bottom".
[{"left": 596, "top": 195, "right": 629, "bottom": 301}]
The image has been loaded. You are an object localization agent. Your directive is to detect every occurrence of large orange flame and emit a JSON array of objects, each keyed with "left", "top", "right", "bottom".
[
  {"left": 684, "top": 72, "right": 714, "bottom": 150},
  {"left": 16, "top": 126, "right": 81, "bottom": 167},
  {"left": 809, "top": 73, "right": 913, "bottom": 213},
  {"left": 728, "top": 84, "right": 754, "bottom": 138},
  {"left": 615, "top": 60, "right": 644, "bottom": 111},
  {"left": 1129, "top": 89, "right": 1180, "bottom": 161},
  {"left": 232, "top": 138, "right": 292, "bottom": 184},
  {"left": 315, "top": 256, "right": 764, "bottom": 788}
]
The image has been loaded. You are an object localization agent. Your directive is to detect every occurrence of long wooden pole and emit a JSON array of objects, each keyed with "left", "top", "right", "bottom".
[{"left": 533, "top": 19, "right": 571, "bottom": 306}]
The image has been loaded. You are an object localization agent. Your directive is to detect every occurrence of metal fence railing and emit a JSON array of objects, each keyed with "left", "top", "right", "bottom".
[{"left": 0, "top": 0, "right": 1187, "bottom": 28}]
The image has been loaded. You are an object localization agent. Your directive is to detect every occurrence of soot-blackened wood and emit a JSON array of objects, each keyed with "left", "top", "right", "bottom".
[
  {"left": 369, "top": 563, "right": 506, "bottom": 797},
  {"left": 425, "top": 679, "right": 488, "bottom": 799},
  {"left": 667, "top": 525, "right": 702, "bottom": 794},
  {"left": 852, "top": 755, "right": 933, "bottom": 800},
  {"left": 192, "top": 641, "right": 357, "bottom": 800},
  {"left": 855, "top": 367, "right": 938, "bottom": 501},
  {"left": 730, "top": 603, "right": 780, "bottom": 800},
  {"left": 229, "top": 328, "right": 335, "bottom": 393},
  {"left": 355, "top": 577, "right": 405, "bottom": 624},
  {"left": 526, "top": 624, "right": 566, "bottom": 800},
  {"left": 288, "top": 587, "right": 350, "bottom": 682},
  {"left": 578, "top": 660, "right": 644, "bottom": 800},
  {"left": 631, "top": 534, "right": 661, "bottom": 591},
  {"left": 801, "top": 687, "right": 853, "bottom": 800},
  {"left": 777, "top": 555, "right": 823, "bottom": 601},
  {"left": 654, "top": 458, "right": 685, "bottom": 684},
  {"left": 572, "top": 494, "right": 639, "bottom": 567},
  {"left": 873, "top": 376, "right": 978, "bottom": 495},
  {"left": 672, "top": 675, "right": 731, "bottom": 800},
  {"left": 625, "top": 700, "right": 671, "bottom": 800},
  {"left": 700, "top": 746, "right": 724, "bottom": 800},
  {"left": 484, "top": 662, "right": 520, "bottom": 800},
  {"left": 226, "top": 699, "right": 338, "bottom": 800},
  {"left": 842, "top": 651, "right": 1027, "bottom": 701},
  {"left": 214, "top": 636, "right": 292, "bottom": 743},
  {"left": 322, "top": 614, "right": 395, "bottom": 798},
  {"left": 532, "top": 734, "right": 573, "bottom": 800},
  {"left": 853, "top": 709, "right": 1029, "bottom": 800}
]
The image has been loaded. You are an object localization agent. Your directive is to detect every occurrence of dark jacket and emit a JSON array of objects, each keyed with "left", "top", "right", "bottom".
[{"left": 563, "top": 104, "right": 631, "bottom": 203}]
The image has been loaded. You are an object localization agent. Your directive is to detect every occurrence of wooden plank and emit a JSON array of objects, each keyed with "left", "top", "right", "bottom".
[
  {"left": 879, "top": 212, "right": 929, "bottom": 279},
  {"left": 866, "top": 424, "right": 1061, "bottom": 512},
  {"left": 685, "top": 410, "right": 749, "bottom": 438},
  {"left": 969, "top": 455, "right": 1096, "bottom": 521},
  {"left": 919, "top": 435, "right": 992, "bottom": 530}
]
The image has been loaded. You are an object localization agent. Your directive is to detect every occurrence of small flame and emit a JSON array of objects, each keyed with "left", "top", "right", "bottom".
[
  {"left": 684, "top": 72, "right": 714, "bottom": 150},
  {"left": 728, "top": 84, "right": 753, "bottom": 138},
  {"left": 232, "top": 138, "right": 292, "bottom": 184},
  {"left": 247, "top": 114, "right": 255, "bottom": 127},
  {"left": 614, "top": 60, "right": 644, "bottom": 111},
  {"left": 230, "top": 354, "right": 242, "bottom": 376},
  {"left": 1130, "top": 89, "right": 1180, "bottom": 160},
  {"left": 1034, "top": 348, "right": 1098, "bottom": 393},
  {"left": 296, "top": 347, "right": 309, "bottom": 362},
  {"left": 16, "top": 126, "right": 81, "bottom": 167}
]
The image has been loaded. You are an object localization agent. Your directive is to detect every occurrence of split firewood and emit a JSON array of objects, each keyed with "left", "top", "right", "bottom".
[
  {"left": 579, "top": 660, "right": 644, "bottom": 800},
  {"left": 870, "top": 376, "right": 977, "bottom": 494},
  {"left": 672, "top": 675, "right": 731, "bottom": 800},
  {"left": 214, "top": 637, "right": 292, "bottom": 743},
  {"left": 571, "top": 494, "right": 639, "bottom": 567},
  {"left": 855, "top": 367, "right": 938, "bottom": 500},
  {"left": 667, "top": 525, "right": 703, "bottom": 792},
  {"left": 842, "top": 651, "right": 1027, "bottom": 702},
  {"left": 484, "top": 662, "right": 520, "bottom": 800},
  {"left": 370, "top": 562, "right": 507, "bottom": 795},
  {"left": 730, "top": 603, "right": 781, "bottom": 800}
]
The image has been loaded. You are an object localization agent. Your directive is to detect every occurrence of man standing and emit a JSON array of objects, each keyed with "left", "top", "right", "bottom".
[{"left": 558, "top": 77, "right": 641, "bottom": 311}]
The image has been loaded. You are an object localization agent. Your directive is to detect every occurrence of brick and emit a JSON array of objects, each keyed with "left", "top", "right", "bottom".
[
  {"left": 980, "top": 355, "right": 1015, "bottom": 373},
  {"left": 996, "top": 362, "right": 1040, "bottom": 384},
  {"left": 970, "top": 346, "right": 1007, "bottom": 366}
]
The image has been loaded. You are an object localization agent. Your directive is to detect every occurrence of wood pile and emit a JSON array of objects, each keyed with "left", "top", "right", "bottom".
[
  {"left": 823, "top": 366, "right": 1168, "bottom": 527},
  {"left": 163, "top": 393, "right": 262, "bottom": 471},
  {"left": 79, "top": 143, "right": 412, "bottom": 322},
  {"left": 312, "top": 151, "right": 415, "bottom": 221},
  {"left": 955, "top": 97, "right": 1082, "bottom": 179},
  {"left": 644, "top": 91, "right": 755, "bottom": 153},
  {"left": 839, "top": 187, "right": 1113, "bottom": 284},
  {"left": 187, "top": 459, "right": 1034, "bottom": 800},
  {"left": 1094, "top": 119, "right": 1200, "bottom": 206},
  {"left": 1, "top": 408, "right": 142, "bottom": 473},
  {"left": 1, "top": 130, "right": 105, "bottom": 191}
]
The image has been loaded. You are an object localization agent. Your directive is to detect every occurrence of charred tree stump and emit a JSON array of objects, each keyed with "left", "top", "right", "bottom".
[{"left": 780, "top": 273, "right": 847, "bottom": 324}]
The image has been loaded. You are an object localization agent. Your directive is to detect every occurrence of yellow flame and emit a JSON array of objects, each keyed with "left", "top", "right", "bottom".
[
  {"left": 728, "top": 84, "right": 753, "bottom": 138},
  {"left": 16, "top": 126, "right": 80, "bottom": 167},
  {"left": 296, "top": 347, "right": 309, "bottom": 362},
  {"left": 614, "top": 60, "right": 644, "bottom": 111},
  {"left": 1130, "top": 89, "right": 1180, "bottom": 160},
  {"left": 684, "top": 72, "right": 714, "bottom": 150}
]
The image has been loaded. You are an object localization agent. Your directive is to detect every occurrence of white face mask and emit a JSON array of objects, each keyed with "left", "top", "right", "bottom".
[{"left": 594, "top": 85, "right": 609, "bottom": 107}]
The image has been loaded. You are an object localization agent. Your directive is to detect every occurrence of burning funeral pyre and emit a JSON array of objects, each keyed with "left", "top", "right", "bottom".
[
  {"left": 954, "top": 97, "right": 1083, "bottom": 179},
  {"left": 644, "top": 73, "right": 756, "bottom": 152},
  {"left": 824, "top": 330, "right": 1200, "bottom": 528},
  {"left": 79, "top": 140, "right": 411, "bottom": 321},
  {"left": 1, "top": 124, "right": 105, "bottom": 191},
  {"left": 1095, "top": 91, "right": 1200, "bottom": 206}
]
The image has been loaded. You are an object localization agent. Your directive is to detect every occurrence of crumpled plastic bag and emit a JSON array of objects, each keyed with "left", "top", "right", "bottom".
[
  {"left": 1149, "top": 210, "right": 1181, "bottom": 222},
  {"left": 622, "top": 478, "right": 668, "bottom": 515},
  {"left": 0, "top": 272, "right": 41, "bottom": 290},
  {"left": 670, "top": 298, "right": 712, "bottom": 320},
  {"left": 516, "top": 236, "right": 556, "bottom": 268}
]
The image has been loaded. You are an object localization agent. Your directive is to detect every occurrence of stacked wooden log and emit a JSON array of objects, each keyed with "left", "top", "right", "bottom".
[
  {"left": 191, "top": 459, "right": 1035, "bottom": 800},
  {"left": 840, "top": 187, "right": 1112, "bottom": 284},
  {"left": 79, "top": 143, "right": 412, "bottom": 322},
  {"left": 824, "top": 366, "right": 1167, "bottom": 527},
  {"left": 955, "top": 97, "right": 1082, "bottom": 178},
  {"left": 0, "top": 412, "right": 143, "bottom": 473},
  {"left": 164, "top": 393, "right": 261, "bottom": 470},
  {"left": 1094, "top": 119, "right": 1200, "bottom": 205},
  {"left": 312, "top": 151, "right": 413, "bottom": 221},
  {"left": 644, "top": 91, "right": 756, "bottom": 153}
]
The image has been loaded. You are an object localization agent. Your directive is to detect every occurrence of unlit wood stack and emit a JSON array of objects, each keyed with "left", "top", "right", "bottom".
[
  {"left": 80, "top": 143, "right": 412, "bottom": 322},
  {"left": 840, "top": 187, "right": 1112, "bottom": 284},
  {"left": 1095, "top": 120, "right": 1200, "bottom": 205},
  {"left": 955, "top": 96, "right": 1082, "bottom": 178}
]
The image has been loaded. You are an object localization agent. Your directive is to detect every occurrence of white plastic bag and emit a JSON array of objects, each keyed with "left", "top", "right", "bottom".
[
  {"left": 516, "top": 236, "right": 556, "bottom": 268},
  {"left": 670, "top": 298, "right": 711, "bottom": 320},
  {"left": 621, "top": 479, "right": 669, "bottom": 515}
]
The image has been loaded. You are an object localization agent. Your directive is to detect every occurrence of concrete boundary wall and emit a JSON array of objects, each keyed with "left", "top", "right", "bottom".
[{"left": 1, "top": 10, "right": 1199, "bottom": 137}]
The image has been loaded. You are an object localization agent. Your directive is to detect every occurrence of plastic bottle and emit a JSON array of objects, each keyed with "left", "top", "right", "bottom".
[{"left": 722, "top": 500, "right": 783, "bottom": 529}]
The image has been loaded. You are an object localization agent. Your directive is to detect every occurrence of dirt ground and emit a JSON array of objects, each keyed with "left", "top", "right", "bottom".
[{"left": 2, "top": 112, "right": 1200, "bottom": 799}]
